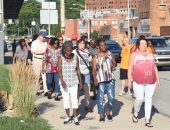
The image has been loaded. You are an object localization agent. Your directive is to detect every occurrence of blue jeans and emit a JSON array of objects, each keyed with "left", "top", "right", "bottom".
[
  {"left": 46, "top": 73, "right": 60, "bottom": 94},
  {"left": 96, "top": 80, "right": 115, "bottom": 114}
]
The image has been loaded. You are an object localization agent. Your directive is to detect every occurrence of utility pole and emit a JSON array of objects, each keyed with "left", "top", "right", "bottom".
[
  {"left": 127, "top": 0, "right": 131, "bottom": 39},
  {"left": 60, "top": 0, "right": 66, "bottom": 41}
]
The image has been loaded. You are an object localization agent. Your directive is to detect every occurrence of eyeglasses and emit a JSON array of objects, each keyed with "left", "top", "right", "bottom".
[{"left": 59, "top": 39, "right": 63, "bottom": 41}]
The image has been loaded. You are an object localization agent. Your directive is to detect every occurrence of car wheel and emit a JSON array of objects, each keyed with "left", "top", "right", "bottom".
[{"left": 157, "top": 66, "right": 163, "bottom": 70}]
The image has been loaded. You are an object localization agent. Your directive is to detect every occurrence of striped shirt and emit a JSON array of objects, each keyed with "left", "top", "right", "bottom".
[{"left": 95, "top": 51, "right": 114, "bottom": 82}]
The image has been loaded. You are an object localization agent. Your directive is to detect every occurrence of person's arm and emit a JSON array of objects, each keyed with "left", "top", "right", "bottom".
[
  {"left": 155, "top": 66, "right": 160, "bottom": 88},
  {"left": 31, "top": 42, "right": 45, "bottom": 55},
  {"left": 25, "top": 42, "right": 31, "bottom": 51},
  {"left": 128, "top": 52, "right": 135, "bottom": 89},
  {"left": 42, "top": 60, "right": 46, "bottom": 74},
  {"left": 76, "top": 56, "right": 83, "bottom": 90},
  {"left": 130, "top": 44, "right": 137, "bottom": 53},
  {"left": 110, "top": 52, "right": 117, "bottom": 68},
  {"left": 148, "top": 42, "right": 156, "bottom": 54},
  {"left": 92, "top": 56, "right": 98, "bottom": 86},
  {"left": 58, "top": 56, "right": 66, "bottom": 88}
]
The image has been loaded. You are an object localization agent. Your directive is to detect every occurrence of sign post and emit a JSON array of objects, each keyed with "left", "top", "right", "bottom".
[{"left": 40, "top": 2, "right": 58, "bottom": 35}]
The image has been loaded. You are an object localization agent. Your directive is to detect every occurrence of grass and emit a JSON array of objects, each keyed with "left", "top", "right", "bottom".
[
  {"left": 0, "top": 116, "right": 52, "bottom": 130},
  {"left": 0, "top": 64, "right": 10, "bottom": 93}
]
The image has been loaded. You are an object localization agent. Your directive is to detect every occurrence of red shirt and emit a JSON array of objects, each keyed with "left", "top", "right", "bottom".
[{"left": 43, "top": 48, "right": 61, "bottom": 73}]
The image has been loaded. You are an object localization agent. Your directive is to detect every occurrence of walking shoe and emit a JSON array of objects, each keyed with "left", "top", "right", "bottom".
[
  {"left": 106, "top": 114, "right": 113, "bottom": 122},
  {"left": 47, "top": 94, "right": 52, "bottom": 99},
  {"left": 64, "top": 117, "right": 72, "bottom": 125},
  {"left": 73, "top": 117, "right": 80, "bottom": 125},
  {"left": 119, "top": 90, "right": 125, "bottom": 96},
  {"left": 54, "top": 97, "right": 60, "bottom": 101},
  {"left": 99, "top": 118, "right": 105, "bottom": 123},
  {"left": 126, "top": 91, "right": 132, "bottom": 96},
  {"left": 44, "top": 92, "right": 48, "bottom": 96},
  {"left": 36, "top": 92, "right": 41, "bottom": 96}
]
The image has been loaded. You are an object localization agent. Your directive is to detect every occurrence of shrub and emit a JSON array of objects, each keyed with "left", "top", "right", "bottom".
[{"left": 9, "top": 60, "right": 38, "bottom": 117}]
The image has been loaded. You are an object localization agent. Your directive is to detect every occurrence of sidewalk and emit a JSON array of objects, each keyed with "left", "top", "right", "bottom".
[{"left": 35, "top": 92, "right": 170, "bottom": 130}]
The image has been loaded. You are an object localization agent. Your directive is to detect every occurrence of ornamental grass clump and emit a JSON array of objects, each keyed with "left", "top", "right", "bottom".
[{"left": 9, "top": 60, "right": 38, "bottom": 117}]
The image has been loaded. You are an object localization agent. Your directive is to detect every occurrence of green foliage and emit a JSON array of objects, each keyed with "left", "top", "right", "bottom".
[
  {"left": 90, "top": 30, "right": 99, "bottom": 38},
  {"left": 0, "top": 116, "right": 52, "bottom": 130},
  {"left": 5, "top": 0, "right": 84, "bottom": 37},
  {"left": 0, "top": 65, "right": 10, "bottom": 93}
]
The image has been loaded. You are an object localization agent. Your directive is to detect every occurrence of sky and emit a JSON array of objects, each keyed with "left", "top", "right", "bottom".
[{"left": 37, "top": 0, "right": 45, "bottom": 2}]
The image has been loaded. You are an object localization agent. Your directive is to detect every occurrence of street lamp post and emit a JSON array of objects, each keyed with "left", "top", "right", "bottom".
[{"left": 127, "top": 0, "right": 131, "bottom": 39}]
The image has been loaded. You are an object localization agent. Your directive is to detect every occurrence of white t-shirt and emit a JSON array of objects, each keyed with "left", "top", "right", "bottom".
[{"left": 73, "top": 49, "right": 90, "bottom": 74}]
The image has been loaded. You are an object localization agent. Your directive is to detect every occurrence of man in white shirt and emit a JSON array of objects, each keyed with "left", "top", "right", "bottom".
[{"left": 31, "top": 31, "right": 48, "bottom": 95}]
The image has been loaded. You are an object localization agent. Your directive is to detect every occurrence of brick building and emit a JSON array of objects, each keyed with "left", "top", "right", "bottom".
[
  {"left": 85, "top": 0, "right": 138, "bottom": 10},
  {"left": 137, "top": 0, "right": 170, "bottom": 36}
]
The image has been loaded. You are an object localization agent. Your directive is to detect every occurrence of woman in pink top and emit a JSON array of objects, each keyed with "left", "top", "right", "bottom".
[{"left": 128, "top": 36, "right": 160, "bottom": 127}]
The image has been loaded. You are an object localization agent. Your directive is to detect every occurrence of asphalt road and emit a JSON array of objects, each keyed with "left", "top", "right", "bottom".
[{"left": 4, "top": 47, "right": 170, "bottom": 117}]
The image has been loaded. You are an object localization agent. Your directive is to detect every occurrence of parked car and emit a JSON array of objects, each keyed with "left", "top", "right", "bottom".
[
  {"left": 130, "top": 36, "right": 170, "bottom": 69},
  {"left": 105, "top": 40, "right": 122, "bottom": 63},
  {"left": 4, "top": 40, "right": 8, "bottom": 54}
]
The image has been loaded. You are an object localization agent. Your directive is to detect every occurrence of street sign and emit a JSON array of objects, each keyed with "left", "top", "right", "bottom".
[
  {"left": 42, "top": 2, "right": 56, "bottom": 9},
  {"left": 40, "top": 10, "right": 58, "bottom": 24}
]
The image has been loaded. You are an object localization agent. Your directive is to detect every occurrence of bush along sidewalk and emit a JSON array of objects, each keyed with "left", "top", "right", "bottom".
[{"left": 9, "top": 60, "right": 39, "bottom": 117}]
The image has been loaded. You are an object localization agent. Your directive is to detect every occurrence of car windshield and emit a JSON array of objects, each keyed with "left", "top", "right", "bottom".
[
  {"left": 106, "top": 44, "right": 122, "bottom": 50},
  {"left": 148, "top": 39, "right": 170, "bottom": 47}
]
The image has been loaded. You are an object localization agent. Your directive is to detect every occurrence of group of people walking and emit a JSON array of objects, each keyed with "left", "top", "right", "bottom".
[{"left": 12, "top": 32, "right": 160, "bottom": 127}]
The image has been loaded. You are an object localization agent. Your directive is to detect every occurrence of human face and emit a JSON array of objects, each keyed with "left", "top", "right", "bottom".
[
  {"left": 39, "top": 36, "right": 46, "bottom": 42},
  {"left": 78, "top": 41, "right": 85, "bottom": 50},
  {"left": 99, "top": 41, "right": 106, "bottom": 52},
  {"left": 58, "top": 37, "right": 63, "bottom": 46},
  {"left": 53, "top": 41, "right": 59, "bottom": 49},
  {"left": 65, "top": 47, "right": 73, "bottom": 57},
  {"left": 22, "top": 40, "right": 26, "bottom": 45},
  {"left": 90, "top": 40, "right": 97, "bottom": 48},
  {"left": 139, "top": 40, "right": 147, "bottom": 51}
]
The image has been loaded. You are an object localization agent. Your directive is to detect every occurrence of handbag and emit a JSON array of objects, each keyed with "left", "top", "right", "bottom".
[{"left": 76, "top": 49, "right": 90, "bottom": 71}]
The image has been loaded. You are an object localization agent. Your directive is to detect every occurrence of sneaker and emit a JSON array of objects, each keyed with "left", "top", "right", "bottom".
[
  {"left": 99, "top": 118, "right": 105, "bottom": 123},
  {"left": 36, "top": 92, "right": 41, "bottom": 96},
  {"left": 106, "top": 114, "right": 113, "bottom": 122},
  {"left": 73, "top": 117, "right": 80, "bottom": 125},
  {"left": 54, "top": 97, "right": 60, "bottom": 101},
  {"left": 119, "top": 90, "right": 125, "bottom": 96},
  {"left": 47, "top": 94, "right": 52, "bottom": 99},
  {"left": 44, "top": 92, "right": 48, "bottom": 96},
  {"left": 126, "top": 91, "right": 132, "bottom": 96},
  {"left": 63, "top": 117, "right": 72, "bottom": 125}
]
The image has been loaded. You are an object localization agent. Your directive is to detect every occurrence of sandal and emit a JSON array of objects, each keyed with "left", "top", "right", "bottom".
[
  {"left": 145, "top": 122, "right": 153, "bottom": 127},
  {"left": 85, "top": 106, "right": 93, "bottom": 113},
  {"left": 132, "top": 114, "right": 138, "bottom": 123}
]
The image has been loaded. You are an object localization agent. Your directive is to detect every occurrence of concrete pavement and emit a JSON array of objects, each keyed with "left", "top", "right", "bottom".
[{"left": 36, "top": 91, "right": 170, "bottom": 130}]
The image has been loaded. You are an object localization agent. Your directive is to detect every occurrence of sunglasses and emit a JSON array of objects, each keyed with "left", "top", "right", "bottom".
[{"left": 59, "top": 39, "right": 63, "bottom": 41}]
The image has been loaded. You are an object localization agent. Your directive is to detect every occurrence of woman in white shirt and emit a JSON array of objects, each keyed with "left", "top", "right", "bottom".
[{"left": 73, "top": 39, "right": 93, "bottom": 113}]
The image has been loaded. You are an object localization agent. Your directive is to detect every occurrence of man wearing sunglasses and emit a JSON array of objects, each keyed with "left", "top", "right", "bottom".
[{"left": 31, "top": 31, "right": 48, "bottom": 96}]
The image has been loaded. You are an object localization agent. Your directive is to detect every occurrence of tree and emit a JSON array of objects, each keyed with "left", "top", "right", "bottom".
[{"left": 90, "top": 30, "right": 99, "bottom": 38}]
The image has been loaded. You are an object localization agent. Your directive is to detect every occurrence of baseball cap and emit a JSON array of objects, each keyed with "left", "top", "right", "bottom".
[
  {"left": 39, "top": 31, "right": 47, "bottom": 37},
  {"left": 71, "top": 34, "right": 78, "bottom": 40}
]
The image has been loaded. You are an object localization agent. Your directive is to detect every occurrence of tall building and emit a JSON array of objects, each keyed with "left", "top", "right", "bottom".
[{"left": 85, "top": 0, "right": 138, "bottom": 10}]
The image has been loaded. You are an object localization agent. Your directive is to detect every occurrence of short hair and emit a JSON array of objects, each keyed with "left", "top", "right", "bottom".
[{"left": 76, "top": 39, "right": 85, "bottom": 49}]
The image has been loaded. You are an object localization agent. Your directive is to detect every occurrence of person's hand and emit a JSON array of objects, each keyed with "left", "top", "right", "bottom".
[
  {"left": 79, "top": 82, "right": 83, "bottom": 90},
  {"left": 128, "top": 81, "right": 132, "bottom": 89},
  {"left": 42, "top": 68, "right": 45, "bottom": 74},
  {"left": 157, "top": 81, "right": 160, "bottom": 89},
  {"left": 88, "top": 55, "right": 92, "bottom": 62},
  {"left": 94, "top": 78, "right": 98, "bottom": 87},
  {"left": 61, "top": 81, "right": 67, "bottom": 89}
]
